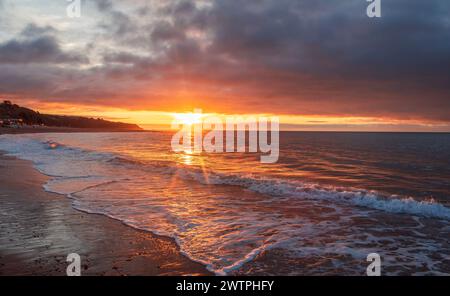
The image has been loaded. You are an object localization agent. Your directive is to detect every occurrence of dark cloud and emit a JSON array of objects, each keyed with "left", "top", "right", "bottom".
[
  {"left": 133, "top": 0, "right": 450, "bottom": 121},
  {"left": 0, "top": 21, "right": 87, "bottom": 66},
  {"left": 93, "top": 0, "right": 139, "bottom": 40},
  {"left": 201, "top": 0, "right": 450, "bottom": 80},
  {"left": 94, "top": 0, "right": 114, "bottom": 12},
  {"left": 151, "top": 20, "right": 185, "bottom": 43},
  {"left": 1, "top": 0, "right": 450, "bottom": 124},
  {"left": 0, "top": 64, "right": 60, "bottom": 96},
  {"left": 0, "top": 35, "right": 88, "bottom": 64},
  {"left": 20, "top": 23, "right": 58, "bottom": 37}
]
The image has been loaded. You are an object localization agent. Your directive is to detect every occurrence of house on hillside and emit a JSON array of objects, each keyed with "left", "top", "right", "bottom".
[{"left": 1, "top": 118, "right": 24, "bottom": 128}]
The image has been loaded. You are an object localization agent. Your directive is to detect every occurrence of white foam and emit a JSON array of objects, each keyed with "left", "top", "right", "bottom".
[
  {"left": 182, "top": 170, "right": 450, "bottom": 221},
  {"left": 2, "top": 133, "right": 450, "bottom": 276}
]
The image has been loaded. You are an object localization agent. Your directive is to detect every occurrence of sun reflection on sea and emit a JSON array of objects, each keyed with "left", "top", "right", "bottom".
[{"left": 180, "top": 149, "right": 194, "bottom": 165}]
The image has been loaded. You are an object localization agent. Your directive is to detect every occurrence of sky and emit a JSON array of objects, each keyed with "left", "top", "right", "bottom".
[{"left": 0, "top": 0, "right": 449, "bottom": 131}]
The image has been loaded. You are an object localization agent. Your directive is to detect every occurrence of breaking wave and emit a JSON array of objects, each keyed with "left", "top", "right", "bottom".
[{"left": 181, "top": 170, "right": 450, "bottom": 221}]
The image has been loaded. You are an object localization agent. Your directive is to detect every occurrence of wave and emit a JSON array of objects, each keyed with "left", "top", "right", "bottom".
[
  {"left": 106, "top": 156, "right": 143, "bottom": 166},
  {"left": 2, "top": 133, "right": 450, "bottom": 275},
  {"left": 180, "top": 170, "right": 450, "bottom": 221},
  {"left": 2, "top": 134, "right": 449, "bottom": 221}
]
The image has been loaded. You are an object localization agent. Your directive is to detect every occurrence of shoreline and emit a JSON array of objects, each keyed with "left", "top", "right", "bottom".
[
  {"left": 0, "top": 127, "right": 148, "bottom": 135},
  {"left": 0, "top": 152, "right": 212, "bottom": 276}
]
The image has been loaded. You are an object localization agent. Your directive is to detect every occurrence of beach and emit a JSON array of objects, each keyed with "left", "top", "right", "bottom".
[
  {"left": 1, "top": 0, "right": 449, "bottom": 281},
  {"left": 0, "top": 131, "right": 449, "bottom": 275},
  {"left": 0, "top": 152, "right": 211, "bottom": 276}
]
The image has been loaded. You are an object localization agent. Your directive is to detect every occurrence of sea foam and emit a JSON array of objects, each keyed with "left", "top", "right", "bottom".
[{"left": 181, "top": 170, "right": 450, "bottom": 221}]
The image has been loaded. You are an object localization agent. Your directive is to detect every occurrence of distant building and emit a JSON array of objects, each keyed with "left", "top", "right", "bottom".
[{"left": 1, "top": 118, "right": 23, "bottom": 128}]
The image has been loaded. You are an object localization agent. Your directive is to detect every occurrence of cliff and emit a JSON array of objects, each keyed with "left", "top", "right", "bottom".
[{"left": 0, "top": 101, "right": 142, "bottom": 130}]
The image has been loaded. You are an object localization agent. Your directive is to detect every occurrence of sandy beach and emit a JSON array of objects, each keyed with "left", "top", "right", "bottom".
[{"left": 0, "top": 152, "right": 211, "bottom": 276}]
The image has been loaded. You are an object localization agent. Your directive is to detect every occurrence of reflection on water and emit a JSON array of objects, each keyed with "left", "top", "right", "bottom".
[
  {"left": 180, "top": 150, "right": 194, "bottom": 166},
  {"left": 0, "top": 132, "right": 449, "bottom": 275}
]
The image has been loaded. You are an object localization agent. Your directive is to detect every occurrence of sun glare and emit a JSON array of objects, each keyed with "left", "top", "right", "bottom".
[{"left": 172, "top": 112, "right": 204, "bottom": 126}]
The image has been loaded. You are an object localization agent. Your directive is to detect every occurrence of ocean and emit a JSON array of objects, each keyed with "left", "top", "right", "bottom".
[{"left": 0, "top": 131, "right": 449, "bottom": 275}]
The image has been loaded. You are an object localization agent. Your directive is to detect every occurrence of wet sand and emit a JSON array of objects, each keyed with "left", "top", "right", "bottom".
[{"left": 0, "top": 153, "right": 211, "bottom": 276}]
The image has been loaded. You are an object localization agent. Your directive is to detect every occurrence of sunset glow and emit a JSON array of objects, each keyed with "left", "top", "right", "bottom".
[
  {"left": 1, "top": 0, "right": 450, "bottom": 279},
  {"left": 0, "top": 1, "right": 449, "bottom": 132},
  {"left": 172, "top": 112, "right": 205, "bottom": 126},
  {"left": 17, "top": 100, "right": 450, "bottom": 132}
]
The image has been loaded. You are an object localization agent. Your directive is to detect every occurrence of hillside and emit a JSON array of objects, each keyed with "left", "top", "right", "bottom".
[{"left": 0, "top": 101, "right": 142, "bottom": 130}]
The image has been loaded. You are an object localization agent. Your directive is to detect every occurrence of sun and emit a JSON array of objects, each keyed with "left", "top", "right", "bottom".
[{"left": 172, "top": 112, "right": 204, "bottom": 126}]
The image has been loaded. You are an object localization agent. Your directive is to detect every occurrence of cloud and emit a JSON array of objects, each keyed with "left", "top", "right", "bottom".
[
  {"left": 1, "top": 0, "right": 450, "bottom": 124},
  {"left": 82, "top": 0, "right": 450, "bottom": 121},
  {"left": 0, "top": 35, "right": 88, "bottom": 64},
  {"left": 0, "top": 19, "right": 88, "bottom": 65},
  {"left": 20, "top": 23, "right": 58, "bottom": 37},
  {"left": 94, "top": 0, "right": 114, "bottom": 12}
]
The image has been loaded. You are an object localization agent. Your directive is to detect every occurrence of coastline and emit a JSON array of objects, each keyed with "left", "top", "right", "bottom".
[
  {"left": 0, "top": 127, "right": 146, "bottom": 135},
  {"left": 0, "top": 152, "right": 212, "bottom": 276}
]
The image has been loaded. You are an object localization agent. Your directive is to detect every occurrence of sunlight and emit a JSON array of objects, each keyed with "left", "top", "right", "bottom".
[
  {"left": 180, "top": 152, "right": 194, "bottom": 165},
  {"left": 172, "top": 112, "right": 204, "bottom": 126}
]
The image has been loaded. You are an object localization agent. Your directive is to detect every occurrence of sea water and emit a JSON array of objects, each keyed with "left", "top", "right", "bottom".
[{"left": 1, "top": 132, "right": 449, "bottom": 275}]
